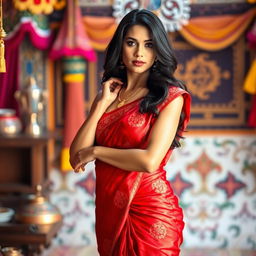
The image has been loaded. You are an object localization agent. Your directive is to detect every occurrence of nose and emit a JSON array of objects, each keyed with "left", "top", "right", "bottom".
[{"left": 134, "top": 45, "right": 143, "bottom": 57}]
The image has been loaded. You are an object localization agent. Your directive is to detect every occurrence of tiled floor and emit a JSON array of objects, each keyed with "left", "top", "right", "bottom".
[
  {"left": 42, "top": 246, "right": 99, "bottom": 256},
  {"left": 42, "top": 247, "right": 256, "bottom": 256},
  {"left": 181, "top": 249, "right": 256, "bottom": 256}
]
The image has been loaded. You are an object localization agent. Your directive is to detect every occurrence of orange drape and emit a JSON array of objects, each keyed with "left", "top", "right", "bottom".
[
  {"left": 80, "top": 8, "right": 256, "bottom": 52},
  {"left": 82, "top": 16, "right": 117, "bottom": 51},
  {"left": 180, "top": 8, "right": 256, "bottom": 51}
]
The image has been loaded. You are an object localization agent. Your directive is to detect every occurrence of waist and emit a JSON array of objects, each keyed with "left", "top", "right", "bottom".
[{"left": 95, "top": 159, "right": 166, "bottom": 172}]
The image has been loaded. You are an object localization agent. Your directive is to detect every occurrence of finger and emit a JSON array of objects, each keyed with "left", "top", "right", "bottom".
[
  {"left": 103, "top": 78, "right": 123, "bottom": 88},
  {"left": 75, "top": 166, "right": 83, "bottom": 173},
  {"left": 74, "top": 162, "right": 81, "bottom": 171},
  {"left": 109, "top": 77, "right": 123, "bottom": 84},
  {"left": 72, "top": 159, "right": 79, "bottom": 170},
  {"left": 75, "top": 162, "right": 85, "bottom": 172},
  {"left": 113, "top": 85, "right": 121, "bottom": 94}
]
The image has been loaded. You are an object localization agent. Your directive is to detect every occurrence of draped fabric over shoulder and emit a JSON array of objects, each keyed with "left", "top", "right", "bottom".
[{"left": 95, "top": 86, "right": 191, "bottom": 256}]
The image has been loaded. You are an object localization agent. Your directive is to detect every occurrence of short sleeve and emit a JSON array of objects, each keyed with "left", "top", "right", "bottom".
[{"left": 157, "top": 86, "right": 191, "bottom": 132}]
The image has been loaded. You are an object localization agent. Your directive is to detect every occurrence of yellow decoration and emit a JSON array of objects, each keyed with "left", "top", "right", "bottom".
[
  {"left": 61, "top": 147, "right": 72, "bottom": 171},
  {"left": 13, "top": 0, "right": 28, "bottom": 11},
  {"left": 54, "top": 0, "right": 66, "bottom": 10},
  {"left": 244, "top": 59, "right": 256, "bottom": 95},
  {"left": 13, "top": 0, "right": 56, "bottom": 15},
  {"left": 247, "top": 0, "right": 256, "bottom": 3},
  {"left": 0, "top": 0, "right": 6, "bottom": 73},
  {"left": 0, "top": 39, "right": 6, "bottom": 72},
  {"left": 63, "top": 73, "right": 85, "bottom": 83}
]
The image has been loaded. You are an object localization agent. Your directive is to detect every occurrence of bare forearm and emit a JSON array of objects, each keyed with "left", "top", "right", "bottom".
[{"left": 94, "top": 146, "right": 161, "bottom": 173}]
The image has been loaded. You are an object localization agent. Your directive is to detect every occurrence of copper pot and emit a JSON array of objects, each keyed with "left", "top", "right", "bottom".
[
  {"left": 0, "top": 109, "right": 22, "bottom": 136},
  {"left": 16, "top": 185, "right": 62, "bottom": 225},
  {"left": 1, "top": 247, "right": 23, "bottom": 256}
]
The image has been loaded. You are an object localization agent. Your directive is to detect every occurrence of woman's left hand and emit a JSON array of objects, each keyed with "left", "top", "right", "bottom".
[{"left": 71, "top": 147, "right": 95, "bottom": 172}]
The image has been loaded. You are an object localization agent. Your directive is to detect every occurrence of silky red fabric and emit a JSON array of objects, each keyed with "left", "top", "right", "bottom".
[{"left": 95, "top": 86, "right": 191, "bottom": 256}]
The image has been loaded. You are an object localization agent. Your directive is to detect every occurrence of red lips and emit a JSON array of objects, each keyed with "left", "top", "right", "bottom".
[{"left": 132, "top": 60, "right": 145, "bottom": 67}]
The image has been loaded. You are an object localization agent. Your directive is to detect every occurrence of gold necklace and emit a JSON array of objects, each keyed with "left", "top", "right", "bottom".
[{"left": 117, "top": 87, "right": 144, "bottom": 108}]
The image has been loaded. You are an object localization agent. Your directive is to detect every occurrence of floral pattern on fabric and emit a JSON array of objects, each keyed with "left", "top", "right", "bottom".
[
  {"left": 150, "top": 221, "right": 168, "bottom": 240},
  {"left": 128, "top": 112, "right": 146, "bottom": 127},
  {"left": 97, "top": 102, "right": 139, "bottom": 138},
  {"left": 152, "top": 179, "right": 168, "bottom": 193}
]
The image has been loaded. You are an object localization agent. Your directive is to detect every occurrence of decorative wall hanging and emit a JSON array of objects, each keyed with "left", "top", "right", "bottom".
[
  {"left": 49, "top": 0, "right": 96, "bottom": 171},
  {"left": 158, "top": 0, "right": 190, "bottom": 31},
  {"left": 0, "top": 9, "right": 52, "bottom": 113},
  {"left": 113, "top": 0, "right": 191, "bottom": 32},
  {"left": 49, "top": 0, "right": 96, "bottom": 61},
  {"left": 175, "top": 34, "right": 249, "bottom": 129}
]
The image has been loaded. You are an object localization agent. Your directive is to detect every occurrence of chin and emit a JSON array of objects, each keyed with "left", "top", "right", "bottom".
[{"left": 128, "top": 67, "right": 150, "bottom": 74}]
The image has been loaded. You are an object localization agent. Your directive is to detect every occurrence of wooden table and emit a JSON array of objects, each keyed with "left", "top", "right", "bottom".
[{"left": 0, "top": 221, "right": 62, "bottom": 255}]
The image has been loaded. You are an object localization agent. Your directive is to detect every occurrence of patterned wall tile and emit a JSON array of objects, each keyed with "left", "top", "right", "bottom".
[{"left": 166, "top": 135, "right": 256, "bottom": 249}]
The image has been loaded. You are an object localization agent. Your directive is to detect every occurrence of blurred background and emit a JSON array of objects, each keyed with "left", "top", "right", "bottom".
[{"left": 0, "top": 0, "right": 256, "bottom": 255}]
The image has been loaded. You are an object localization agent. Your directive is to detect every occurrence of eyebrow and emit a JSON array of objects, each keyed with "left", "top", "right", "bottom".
[{"left": 125, "top": 37, "right": 153, "bottom": 42}]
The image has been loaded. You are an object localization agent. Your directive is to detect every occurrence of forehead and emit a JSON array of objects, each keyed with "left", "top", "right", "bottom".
[{"left": 125, "top": 25, "right": 152, "bottom": 39}]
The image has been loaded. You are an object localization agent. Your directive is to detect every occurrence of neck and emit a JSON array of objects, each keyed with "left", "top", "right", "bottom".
[{"left": 125, "top": 70, "right": 149, "bottom": 90}]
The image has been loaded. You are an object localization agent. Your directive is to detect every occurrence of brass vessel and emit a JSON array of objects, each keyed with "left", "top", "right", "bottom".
[
  {"left": 16, "top": 185, "right": 62, "bottom": 225},
  {"left": 1, "top": 247, "right": 23, "bottom": 256}
]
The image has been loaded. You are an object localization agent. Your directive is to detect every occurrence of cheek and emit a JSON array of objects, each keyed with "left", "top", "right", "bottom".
[
  {"left": 151, "top": 51, "right": 157, "bottom": 60},
  {"left": 122, "top": 48, "right": 131, "bottom": 63},
  {"left": 148, "top": 52, "right": 156, "bottom": 65}
]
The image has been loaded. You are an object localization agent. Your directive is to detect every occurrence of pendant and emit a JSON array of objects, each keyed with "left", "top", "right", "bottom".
[{"left": 117, "top": 100, "right": 125, "bottom": 108}]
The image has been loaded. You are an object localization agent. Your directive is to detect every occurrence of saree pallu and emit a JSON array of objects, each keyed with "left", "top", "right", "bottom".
[{"left": 95, "top": 86, "right": 191, "bottom": 256}]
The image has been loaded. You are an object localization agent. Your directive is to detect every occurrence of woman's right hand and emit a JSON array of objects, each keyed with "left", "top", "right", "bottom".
[{"left": 100, "top": 78, "right": 123, "bottom": 106}]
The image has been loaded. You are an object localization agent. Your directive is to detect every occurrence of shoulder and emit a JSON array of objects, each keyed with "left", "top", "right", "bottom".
[
  {"left": 157, "top": 85, "right": 190, "bottom": 112},
  {"left": 167, "top": 85, "right": 189, "bottom": 100},
  {"left": 157, "top": 86, "right": 191, "bottom": 132}
]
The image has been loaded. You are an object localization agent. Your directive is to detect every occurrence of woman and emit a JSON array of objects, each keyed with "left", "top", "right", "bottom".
[{"left": 70, "top": 9, "right": 191, "bottom": 256}]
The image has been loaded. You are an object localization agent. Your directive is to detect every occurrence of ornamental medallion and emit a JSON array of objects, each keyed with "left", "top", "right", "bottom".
[
  {"left": 158, "top": 0, "right": 190, "bottom": 31},
  {"left": 112, "top": 0, "right": 190, "bottom": 32}
]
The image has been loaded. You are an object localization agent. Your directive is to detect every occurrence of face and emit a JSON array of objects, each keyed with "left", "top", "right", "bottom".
[{"left": 122, "top": 25, "right": 156, "bottom": 75}]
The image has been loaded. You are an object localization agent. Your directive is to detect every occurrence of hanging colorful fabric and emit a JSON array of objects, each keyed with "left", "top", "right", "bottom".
[{"left": 0, "top": 0, "right": 6, "bottom": 73}]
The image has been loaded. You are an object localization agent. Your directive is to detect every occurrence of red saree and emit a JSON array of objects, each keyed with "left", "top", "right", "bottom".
[{"left": 95, "top": 86, "right": 191, "bottom": 256}]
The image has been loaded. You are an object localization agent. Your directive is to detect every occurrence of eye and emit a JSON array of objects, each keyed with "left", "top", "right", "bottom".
[
  {"left": 126, "top": 40, "right": 136, "bottom": 47},
  {"left": 145, "top": 42, "right": 153, "bottom": 48}
]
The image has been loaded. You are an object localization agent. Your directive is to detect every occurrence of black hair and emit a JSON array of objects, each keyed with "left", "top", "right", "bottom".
[{"left": 102, "top": 9, "right": 188, "bottom": 148}]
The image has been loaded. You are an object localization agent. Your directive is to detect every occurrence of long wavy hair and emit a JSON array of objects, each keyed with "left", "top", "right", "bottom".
[{"left": 102, "top": 9, "right": 187, "bottom": 148}]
